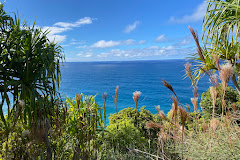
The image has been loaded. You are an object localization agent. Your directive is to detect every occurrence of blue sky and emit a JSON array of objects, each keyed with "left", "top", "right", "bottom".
[{"left": 4, "top": 0, "right": 206, "bottom": 62}]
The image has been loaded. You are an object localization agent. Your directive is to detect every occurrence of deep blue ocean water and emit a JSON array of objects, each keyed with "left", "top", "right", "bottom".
[{"left": 59, "top": 59, "right": 211, "bottom": 117}]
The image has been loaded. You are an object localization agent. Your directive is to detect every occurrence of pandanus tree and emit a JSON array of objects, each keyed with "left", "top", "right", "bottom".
[
  {"left": 0, "top": 4, "right": 64, "bottom": 159},
  {"left": 190, "top": 0, "right": 240, "bottom": 95}
]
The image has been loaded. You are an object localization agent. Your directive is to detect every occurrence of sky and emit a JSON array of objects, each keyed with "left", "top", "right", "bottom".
[{"left": 3, "top": 0, "right": 206, "bottom": 62}]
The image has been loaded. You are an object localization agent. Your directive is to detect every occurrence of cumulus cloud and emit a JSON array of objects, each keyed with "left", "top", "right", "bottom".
[
  {"left": 155, "top": 34, "right": 167, "bottom": 42},
  {"left": 70, "top": 40, "right": 86, "bottom": 45},
  {"left": 124, "top": 39, "right": 136, "bottom": 45},
  {"left": 47, "top": 35, "right": 67, "bottom": 43},
  {"left": 41, "top": 17, "right": 94, "bottom": 43},
  {"left": 96, "top": 45, "right": 194, "bottom": 59},
  {"left": 91, "top": 39, "right": 145, "bottom": 48},
  {"left": 169, "top": 1, "right": 207, "bottom": 24},
  {"left": 54, "top": 17, "right": 93, "bottom": 28},
  {"left": 123, "top": 21, "right": 140, "bottom": 33},
  {"left": 91, "top": 40, "right": 121, "bottom": 48},
  {"left": 77, "top": 52, "right": 93, "bottom": 58}
]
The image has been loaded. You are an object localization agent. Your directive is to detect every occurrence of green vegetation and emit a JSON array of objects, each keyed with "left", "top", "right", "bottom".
[
  {"left": 1, "top": 0, "right": 240, "bottom": 159},
  {"left": 0, "top": 3, "right": 63, "bottom": 159},
  {"left": 201, "top": 86, "right": 240, "bottom": 118}
]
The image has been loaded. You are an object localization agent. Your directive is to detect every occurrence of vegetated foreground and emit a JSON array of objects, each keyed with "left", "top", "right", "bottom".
[{"left": 1, "top": 0, "right": 240, "bottom": 159}]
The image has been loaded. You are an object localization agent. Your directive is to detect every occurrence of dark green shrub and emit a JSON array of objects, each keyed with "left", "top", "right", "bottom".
[
  {"left": 200, "top": 86, "right": 240, "bottom": 119},
  {"left": 103, "top": 107, "right": 160, "bottom": 156}
]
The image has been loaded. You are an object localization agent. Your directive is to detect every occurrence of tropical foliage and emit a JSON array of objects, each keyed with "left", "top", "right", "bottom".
[
  {"left": 190, "top": 0, "right": 240, "bottom": 95},
  {"left": 1, "top": 0, "right": 240, "bottom": 159},
  {"left": 201, "top": 86, "right": 240, "bottom": 118},
  {"left": 0, "top": 3, "right": 63, "bottom": 159}
]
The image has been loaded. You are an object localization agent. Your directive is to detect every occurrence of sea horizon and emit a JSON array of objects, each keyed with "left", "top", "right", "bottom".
[
  {"left": 63, "top": 58, "right": 187, "bottom": 63},
  {"left": 59, "top": 59, "right": 211, "bottom": 118}
]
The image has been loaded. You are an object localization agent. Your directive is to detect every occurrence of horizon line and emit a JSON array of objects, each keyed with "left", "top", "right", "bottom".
[{"left": 63, "top": 58, "right": 191, "bottom": 63}]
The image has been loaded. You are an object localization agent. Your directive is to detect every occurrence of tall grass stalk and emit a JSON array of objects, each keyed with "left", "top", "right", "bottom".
[
  {"left": 102, "top": 92, "right": 107, "bottom": 126},
  {"left": 133, "top": 91, "right": 141, "bottom": 126}
]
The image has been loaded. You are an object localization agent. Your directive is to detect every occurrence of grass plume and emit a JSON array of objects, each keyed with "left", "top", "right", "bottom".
[
  {"left": 113, "top": 86, "right": 119, "bottom": 114},
  {"left": 210, "top": 86, "right": 217, "bottom": 117},
  {"left": 219, "top": 63, "right": 234, "bottom": 115},
  {"left": 133, "top": 91, "right": 141, "bottom": 124},
  {"left": 188, "top": 26, "right": 205, "bottom": 63}
]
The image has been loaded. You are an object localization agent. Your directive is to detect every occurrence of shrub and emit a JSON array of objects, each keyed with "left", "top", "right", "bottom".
[
  {"left": 102, "top": 107, "right": 160, "bottom": 158},
  {"left": 200, "top": 86, "right": 240, "bottom": 119}
]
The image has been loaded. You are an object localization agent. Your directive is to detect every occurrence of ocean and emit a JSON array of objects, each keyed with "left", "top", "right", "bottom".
[{"left": 59, "top": 59, "right": 212, "bottom": 117}]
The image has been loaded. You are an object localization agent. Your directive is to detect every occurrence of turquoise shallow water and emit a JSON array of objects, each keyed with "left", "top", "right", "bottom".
[{"left": 59, "top": 59, "right": 212, "bottom": 117}]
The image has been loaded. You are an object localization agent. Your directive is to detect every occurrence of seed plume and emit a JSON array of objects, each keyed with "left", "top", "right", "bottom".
[
  {"left": 171, "top": 96, "right": 178, "bottom": 123},
  {"left": 162, "top": 79, "right": 181, "bottom": 104},
  {"left": 162, "top": 79, "right": 174, "bottom": 93},
  {"left": 210, "top": 74, "right": 219, "bottom": 87},
  {"left": 113, "top": 86, "right": 119, "bottom": 113},
  {"left": 188, "top": 26, "right": 205, "bottom": 63},
  {"left": 76, "top": 93, "right": 81, "bottom": 108},
  {"left": 133, "top": 91, "right": 141, "bottom": 109},
  {"left": 179, "top": 107, "right": 187, "bottom": 126},
  {"left": 219, "top": 63, "right": 234, "bottom": 89},
  {"left": 115, "top": 86, "right": 119, "bottom": 102},
  {"left": 185, "top": 63, "right": 194, "bottom": 83},
  {"left": 155, "top": 105, "right": 167, "bottom": 120},
  {"left": 146, "top": 121, "right": 162, "bottom": 129},
  {"left": 193, "top": 85, "right": 198, "bottom": 98},
  {"left": 191, "top": 97, "right": 198, "bottom": 111},
  {"left": 210, "top": 86, "right": 217, "bottom": 117},
  {"left": 133, "top": 91, "right": 141, "bottom": 125}
]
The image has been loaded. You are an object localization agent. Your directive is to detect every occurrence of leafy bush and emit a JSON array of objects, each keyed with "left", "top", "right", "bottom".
[
  {"left": 200, "top": 86, "right": 240, "bottom": 119},
  {"left": 102, "top": 107, "right": 160, "bottom": 158}
]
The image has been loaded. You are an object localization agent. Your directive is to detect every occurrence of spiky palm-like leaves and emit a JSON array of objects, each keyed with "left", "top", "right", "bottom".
[
  {"left": 0, "top": 4, "right": 64, "bottom": 159},
  {"left": 189, "top": 0, "right": 240, "bottom": 95},
  {"left": 66, "top": 94, "right": 105, "bottom": 160},
  {"left": 0, "top": 4, "right": 64, "bottom": 129}
]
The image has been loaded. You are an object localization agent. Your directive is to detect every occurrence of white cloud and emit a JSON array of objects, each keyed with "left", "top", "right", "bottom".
[
  {"left": 97, "top": 52, "right": 111, "bottom": 58},
  {"left": 155, "top": 34, "right": 167, "bottom": 42},
  {"left": 54, "top": 17, "right": 93, "bottom": 28},
  {"left": 96, "top": 45, "right": 194, "bottom": 59},
  {"left": 139, "top": 40, "right": 146, "bottom": 44},
  {"left": 70, "top": 40, "right": 86, "bottom": 45},
  {"left": 169, "top": 1, "right": 207, "bottom": 24},
  {"left": 91, "top": 40, "right": 121, "bottom": 48},
  {"left": 123, "top": 21, "right": 140, "bottom": 33},
  {"left": 77, "top": 52, "right": 93, "bottom": 58},
  {"left": 123, "top": 39, "right": 136, "bottom": 45},
  {"left": 41, "top": 17, "right": 94, "bottom": 43},
  {"left": 148, "top": 46, "right": 159, "bottom": 49},
  {"left": 91, "top": 39, "right": 145, "bottom": 48},
  {"left": 47, "top": 35, "right": 67, "bottom": 43},
  {"left": 42, "top": 26, "right": 68, "bottom": 35}
]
